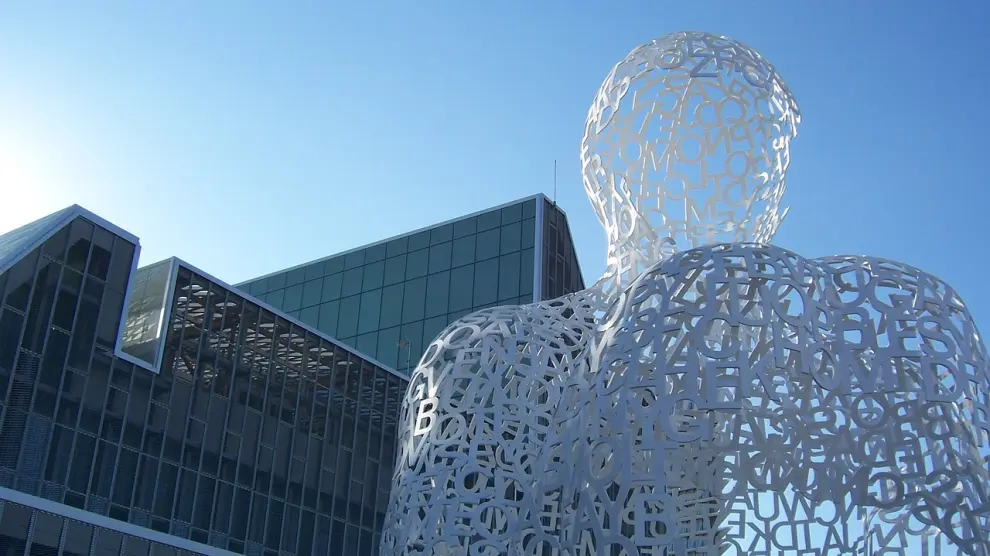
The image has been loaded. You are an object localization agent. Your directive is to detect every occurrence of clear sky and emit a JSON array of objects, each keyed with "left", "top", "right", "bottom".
[{"left": 1, "top": 0, "right": 989, "bottom": 328}]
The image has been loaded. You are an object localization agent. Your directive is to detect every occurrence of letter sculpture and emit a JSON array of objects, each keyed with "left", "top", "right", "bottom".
[{"left": 381, "top": 31, "right": 990, "bottom": 555}]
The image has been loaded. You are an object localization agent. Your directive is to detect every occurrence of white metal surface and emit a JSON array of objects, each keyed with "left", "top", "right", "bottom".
[{"left": 381, "top": 31, "right": 990, "bottom": 555}]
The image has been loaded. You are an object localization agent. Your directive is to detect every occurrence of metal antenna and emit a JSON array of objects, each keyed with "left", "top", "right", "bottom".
[{"left": 553, "top": 160, "right": 557, "bottom": 206}]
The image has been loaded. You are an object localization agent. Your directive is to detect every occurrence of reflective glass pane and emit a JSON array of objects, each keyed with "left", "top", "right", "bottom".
[
  {"left": 341, "top": 268, "right": 363, "bottom": 297},
  {"left": 430, "top": 224, "right": 453, "bottom": 245},
  {"left": 337, "top": 296, "right": 360, "bottom": 338},
  {"left": 301, "top": 305, "right": 320, "bottom": 327},
  {"left": 473, "top": 258, "right": 499, "bottom": 306},
  {"left": 324, "top": 257, "right": 345, "bottom": 275},
  {"left": 356, "top": 333, "right": 377, "bottom": 357},
  {"left": 401, "top": 278, "right": 426, "bottom": 323},
  {"left": 520, "top": 248, "right": 535, "bottom": 297},
  {"left": 451, "top": 236, "right": 474, "bottom": 268},
  {"left": 365, "top": 243, "right": 387, "bottom": 263},
  {"left": 522, "top": 198, "right": 537, "bottom": 218},
  {"left": 383, "top": 256, "right": 406, "bottom": 286},
  {"left": 286, "top": 267, "right": 306, "bottom": 287},
  {"left": 358, "top": 289, "right": 382, "bottom": 334},
  {"left": 303, "top": 279, "right": 323, "bottom": 308},
  {"left": 452, "top": 217, "right": 477, "bottom": 238},
  {"left": 475, "top": 229, "right": 499, "bottom": 261},
  {"left": 521, "top": 218, "right": 536, "bottom": 249},
  {"left": 428, "top": 242, "right": 452, "bottom": 274},
  {"left": 498, "top": 252, "right": 521, "bottom": 301},
  {"left": 405, "top": 249, "right": 428, "bottom": 280},
  {"left": 408, "top": 231, "right": 430, "bottom": 251},
  {"left": 283, "top": 284, "right": 303, "bottom": 312},
  {"left": 322, "top": 274, "right": 342, "bottom": 302},
  {"left": 423, "top": 316, "right": 447, "bottom": 349},
  {"left": 379, "top": 284, "right": 403, "bottom": 329},
  {"left": 425, "top": 271, "right": 450, "bottom": 318},
  {"left": 305, "top": 262, "right": 324, "bottom": 282},
  {"left": 376, "top": 327, "right": 400, "bottom": 369},
  {"left": 500, "top": 222, "right": 522, "bottom": 254},
  {"left": 268, "top": 272, "right": 287, "bottom": 290},
  {"left": 344, "top": 250, "right": 365, "bottom": 270},
  {"left": 398, "top": 321, "right": 423, "bottom": 372},
  {"left": 477, "top": 210, "right": 501, "bottom": 231},
  {"left": 449, "top": 265, "right": 473, "bottom": 312},
  {"left": 385, "top": 237, "right": 408, "bottom": 258},
  {"left": 501, "top": 202, "right": 523, "bottom": 224},
  {"left": 363, "top": 261, "right": 385, "bottom": 291}
]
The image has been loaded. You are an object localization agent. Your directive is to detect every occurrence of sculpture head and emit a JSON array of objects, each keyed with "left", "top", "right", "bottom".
[{"left": 582, "top": 31, "right": 801, "bottom": 282}]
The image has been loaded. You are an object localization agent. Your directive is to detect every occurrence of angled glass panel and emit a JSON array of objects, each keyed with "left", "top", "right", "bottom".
[
  {"left": 449, "top": 265, "right": 474, "bottom": 313},
  {"left": 341, "top": 267, "right": 364, "bottom": 297},
  {"left": 452, "top": 236, "right": 475, "bottom": 268},
  {"left": 476, "top": 229, "right": 499, "bottom": 261},
  {"left": 428, "top": 242, "right": 452, "bottom": 274},
  {"left": 363, "top": 260, "right": 385, "bottom": 291},
  {"left": 473, "top": 258, "right": 499, "bottom": 307}
]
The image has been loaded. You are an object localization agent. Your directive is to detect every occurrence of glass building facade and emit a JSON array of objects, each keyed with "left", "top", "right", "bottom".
[
  {"left": 0, "top": 206, "right": 407, "bottom": 556},
  {"left": 238, "top": 194, "right": 586, "bottom": 375}
]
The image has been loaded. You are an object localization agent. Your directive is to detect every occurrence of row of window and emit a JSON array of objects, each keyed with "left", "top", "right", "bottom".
[
  {"left": 0, "top": 233, "right": 404, "bottom": 556},
  {"left": 270, "top": 250, "right": 536, "bottom": 332},
  {"left": 241, "top": 200, "right": 538, "bottom": 297}
]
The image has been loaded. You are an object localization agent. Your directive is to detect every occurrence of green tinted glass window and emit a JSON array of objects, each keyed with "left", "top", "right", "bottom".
[
  {"left": 522, "top": 198, "right": 537, "bottom": 219},
  {"left": 318, "top": 301, "right": 339, "bottom": 337},
  {"left": 268, "top": 273, "right": 287, "bottom": 290},
  {"left": 300, "top": 306, "right": 320, "bottom": 327},
  {"left": 386, "top": 237, "right": 408, "bottom": 258},
  {"left": 501, "top": 202, "right": 523, "bottom": 224},
  {"left": 425, "top": 271, "right": 450, "bottom": 318},
  {"left": 251, "top": 278, "right": 268, "bottom": 294},
  {"left": 304, "top": 263, "right": 324, "bottom": 282},
  {"left": 286, "top": 267, "right": 306, "bottom": 287},
  {"left": 365, "top": 243, "right": 387, "bottom": 263},
  {"left": 423, "top": 316, "right": 448, "bottom": 348},
  {"left": 398, "top": 321, "right": 424, "bottom": 372},
  {"left": 268, "top": 289, "right": 285, "bottom": 308},
  {"left": 449, "top": 265, "right": 474, "bottom": 312},
  {"left": 500, "top": 222, "right": 522, "bottom": 254},
  {"left": 322, "top": 274, "right": 342, "bottom": 302},
  {"left": 402, "top": 277, "right": 427, "bottom": 323},
  {"left": 430, "top": 224, "right": 453, "bottom": 245},
  {"left": 356, "top": 333, "right": 377, "bottom": 357},
  {"left": 408, "top": 230, "right": 430, "bottom": 251},
  {"left": 302, "top": 279, "right": 323, "bottom": 308},
  {"left": 337, "top": 296, "right": 360, "bottom": 338},
  {"left": 476, "top": 229, "right": 500, "bottom": 261},
  {"left": 324, "top": 257, "right": 345, "bottom": 275},
  {"left": 498, "top": 252, "right": 521, "bottom": 301},
  {"left": 473, "top": 259, "right": 499, "bottom": 306},
  {"left": 406, "top": 249, "right": 428, "bottom": 280},
  {"left": 358, "top": 289, "right": 382, "bottom": 335},
  {"left": 377, "top": 327, "right": 400, "bottom": 369},
  {"left": 477, "top": 210, "right": 500, "bottom": 231},
  {"left": 520, "top": 248, "right": 535, "bottom": 297},
  {"left": 451, "top": 236, "right": 475, "bottom": 267},
  {"left": 428, "top": 242, "right": 452, "bottom": 274},
  {"left": 384, "top": 255, "right": 406, "bottom": 286},
  {"left": 380, "top": 284, "right": 404, "bottom": 330},
  {"left": 344, "top": 250, "right": 365, "bottom": 270},
  {"left": 363, "top": 261, "right": 385, "bottom": 291},
  {"left": 453, "top": 217, "right": 477, "bottom": 238},
  {"left": 341, "top": 268, "right": 363, "bottom": 297},
  {"left": 521, "top": 218, "right": 536, "bottom": 249}
]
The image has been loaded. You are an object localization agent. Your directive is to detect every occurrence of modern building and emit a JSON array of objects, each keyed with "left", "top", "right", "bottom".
[
  {"left": 0, "top": 205, "right": 408, "bottom": 556},
  {"left": 237, "top": 194, "right": 585, "bottom": 375}
]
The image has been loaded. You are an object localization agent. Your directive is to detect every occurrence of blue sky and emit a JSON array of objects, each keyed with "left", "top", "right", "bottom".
[{"left": 1, "top": 1, "right": 989, "bottom": 326}]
